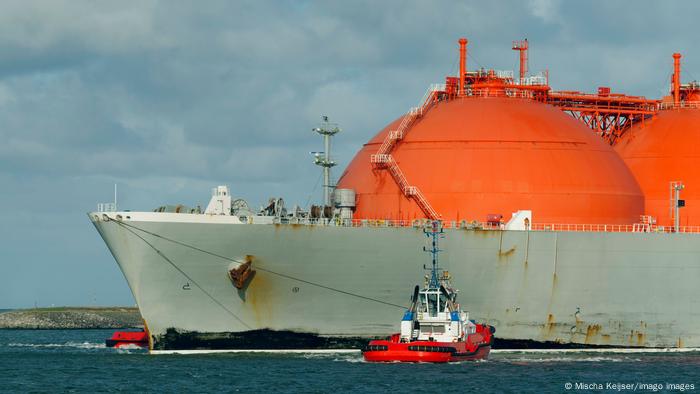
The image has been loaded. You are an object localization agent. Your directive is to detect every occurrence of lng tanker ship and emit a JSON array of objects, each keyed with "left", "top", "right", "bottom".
[{"left": 91, "top": 38, "right": 700, "bottom": 351}]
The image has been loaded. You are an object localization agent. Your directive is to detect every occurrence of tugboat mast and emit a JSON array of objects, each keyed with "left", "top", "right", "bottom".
[
  {"left": 312, "top": 116, "right": 341, "bottom": 206},
  {"left": 425, "top": 221, "right": 444, "bottom": 289}
]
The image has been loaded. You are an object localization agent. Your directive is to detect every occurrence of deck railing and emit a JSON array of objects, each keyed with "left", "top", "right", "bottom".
[
  {"left": 269, "top": 217, "right": 700, "bottom": 234},
  {"left": 658, "top": 101, "right": 700, "bottom": 110},
  {"left": 97, "top": 203, "right": 116, "bottom": 212}
]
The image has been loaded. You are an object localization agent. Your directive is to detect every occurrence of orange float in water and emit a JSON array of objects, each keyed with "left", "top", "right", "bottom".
[
  {"left": 336, "top": 97, "right": 644, "bottom": 224},
  {"left": 615, "top": 108, "right": 700, "bottom": 227}
]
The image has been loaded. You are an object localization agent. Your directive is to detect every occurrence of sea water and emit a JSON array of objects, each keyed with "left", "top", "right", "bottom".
[{"left": 1, "top": 330, "right": 698, "bottom": 393}]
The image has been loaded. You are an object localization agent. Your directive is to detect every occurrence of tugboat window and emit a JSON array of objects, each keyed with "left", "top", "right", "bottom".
[{"left": 427, "top": 293, "right": 439, "bottom": 317}]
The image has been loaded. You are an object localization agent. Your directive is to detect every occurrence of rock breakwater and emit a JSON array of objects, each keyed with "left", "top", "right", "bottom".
[{"left": 0, "top": 307, "right": 142, "bottom": 329}]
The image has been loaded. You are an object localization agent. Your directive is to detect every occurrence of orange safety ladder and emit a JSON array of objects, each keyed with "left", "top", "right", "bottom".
[{"left": 370, "top": 84, "right": 443, "bottom": 220}]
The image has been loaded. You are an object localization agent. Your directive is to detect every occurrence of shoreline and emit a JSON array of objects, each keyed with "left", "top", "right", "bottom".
[{"left": 0, "top": 307, "right": 142, "bottom": 330}]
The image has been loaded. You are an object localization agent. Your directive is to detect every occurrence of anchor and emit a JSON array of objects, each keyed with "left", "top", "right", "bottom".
[{"left": 228, "top": 255, "right": 255, "bottom": 290}]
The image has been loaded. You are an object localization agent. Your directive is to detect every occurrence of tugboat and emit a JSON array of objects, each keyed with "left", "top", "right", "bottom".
[
  {"left": 105, "top": 330, "right": 149, "bottom": 349},
  {"left": 363, "top": 221, "right": 495, "bottom": 363}
]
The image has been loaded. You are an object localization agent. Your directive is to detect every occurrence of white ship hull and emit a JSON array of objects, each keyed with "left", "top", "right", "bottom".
[{"left": 90, "top": 212, "right": 700, "bottom": 349}]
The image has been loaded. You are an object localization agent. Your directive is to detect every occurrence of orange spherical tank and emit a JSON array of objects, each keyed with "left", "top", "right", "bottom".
[
  {"left": 336, "top": 98, "right": 644, "bottom": 224},
  {"left": 615, "top": 109, "right": 700, "bottom": 227}
]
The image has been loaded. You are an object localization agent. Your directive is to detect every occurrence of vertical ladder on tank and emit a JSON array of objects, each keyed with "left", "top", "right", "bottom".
[{"left": 370, "top": 84, "right": 444, "bottom": 220}]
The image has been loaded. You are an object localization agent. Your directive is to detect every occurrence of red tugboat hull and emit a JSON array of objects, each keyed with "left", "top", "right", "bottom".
[
  {"left": 363, "top": 327, "right": 494, "bottom": 363},
  {"left": 363, "top": 342, "right": 490, "bottom": 363},
  {"left": 106, "top": 330, "right": 149, "bottom": 349}
]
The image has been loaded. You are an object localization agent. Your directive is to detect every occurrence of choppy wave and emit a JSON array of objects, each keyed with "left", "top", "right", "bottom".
[
  {"left": 151, "top": 349, "right": 360, "bottom": 355},
  {"left": 492, "top": 348, "right": 700, "bottom": 354},
  {"left": 323, "top": 353, "right": 638, "bottom": 364},
  {"left": 113, "top": 343, "right": 146, "bottom": 351},
  {"left": 497, "top": 356, "right": 640, "bottom": 363},
  {"left": 7, "top": 341, "right": 105, "bottom": 349},
  {"left": 331, "top": 354, "right": 365, "bottom": 363}
]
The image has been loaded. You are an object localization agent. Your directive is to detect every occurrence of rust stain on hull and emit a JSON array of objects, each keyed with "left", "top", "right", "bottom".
[
  {"left": 472, "top": 228, "right": 496, "bottom": 237},
  {"left": 544, "top": 313, "right": 556, "bottom": 336},
  {"left": 235, "top": 255, "right": 274, "bottom": 328},
  {"left": 637, "top": 332, "right": 645, "bottom": 346},
  {"left": 246, "top": 270, "right": 274, "bottom": 327},
  {"left": 498, "top": 246, "right": 516, "bottom": 258},
  {"left": 628, "top": 330, "right": 647, "bottom": 346},
  {"left": 143, "top": 318, "right": 153, "bottom": 351},
  {"left": 275, "top": 223, "right": 306, "bottom": 231},
  {"left": 584, "top": 324, "right": 602, "bottom": 344},
  {"left": 541, "top": 266, "right": 559, "bottom": 342}
]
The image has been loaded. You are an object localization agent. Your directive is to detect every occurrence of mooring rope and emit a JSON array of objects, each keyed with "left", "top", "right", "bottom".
[{"left": 104, "top": 217, "right": 407, "bottom": 310}]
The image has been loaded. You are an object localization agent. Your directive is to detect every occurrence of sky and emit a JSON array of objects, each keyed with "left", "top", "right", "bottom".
[{"left": 1, "top": 0, "right": 699, "bottom": 308}]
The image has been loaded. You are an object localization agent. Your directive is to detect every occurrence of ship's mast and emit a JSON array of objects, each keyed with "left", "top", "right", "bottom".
[
  {"left": 670, "top": 181, "right": 685, "bottom": 232},
  {"left": 312, "top": 116, "right": 341, "bottom": 206},
  {"left": 512, "top": 39, "right": 529, "bottom": 83},
  {"left": 424, "top": 221, "right": 444, "bottom": 289}
]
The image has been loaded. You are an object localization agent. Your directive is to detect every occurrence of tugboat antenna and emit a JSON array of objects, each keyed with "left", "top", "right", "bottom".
[{"left": 425, "top": 220, "right": 444, "bottom": 289}]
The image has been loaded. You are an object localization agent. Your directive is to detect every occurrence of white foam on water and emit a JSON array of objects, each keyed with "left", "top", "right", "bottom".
[
  {"left": 150, "top": 349, "right": 361, "bottom": 355},
  {"left": 451, "top": 358, "right": 488, "bottom": 364},
  {"left": 149, "top": 347, "right": 700, "bottom": 355},
  {"left": 334, "top": 356, "right": 365, "bottom": 363},
  {"left": 7, "top": 342, "right": 105, "bottom": 349},
  {"left": 498, "top": 356, "right": 639, "bottom": 363},
  {"left": 492, "top": 348, "right": 700, "bottom": 354},
  {"left": 114, "top": 344, "right": 148, "bottom": 353}
]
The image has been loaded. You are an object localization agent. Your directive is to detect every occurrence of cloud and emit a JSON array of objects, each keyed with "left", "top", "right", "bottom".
[{"left": 527, "top": 0, "right": 561, "bottom": 23}]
